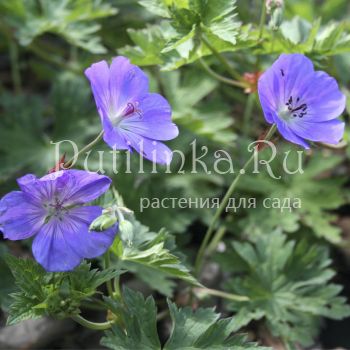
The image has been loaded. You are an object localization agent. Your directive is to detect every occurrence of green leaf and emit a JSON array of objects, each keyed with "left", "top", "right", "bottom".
[
  {"left": 5, "top": 256, "right": 122, "bottom": 325},
  {"left": 128, "top": 0, "right": 249, "bottom": 70},
  {"left": 102, "top": 288, "right": 161, "bottom": 350},
  {"left": 199, "top": 0, "right": 240, "bottom": 45},
  {"left": 237, "top": 149, "right": 348, "bottom": 243},
  {"left": 138, "top": 0, "right": 171, "bottom": 18},
  {"left": 0, "top": 73, "right": 99, "bottom": 180},
  {"left": 160, "top": 69, "right": 236, "bottom": 144},
  {"left": 101, "top": 287, "right": 269, "bottom": 350},
  {"left": 0, "top": 0, "right": 118, "bottom": 53},
  {"left": 112, "top": 215, "right": 200, "bottom": 296},
  {"left": 120, "top": 25, "right": 168, "bottom": 66},
  {"left": 258, "top": 17, "right": 350, "bottom": 56},
  {"left": 0, "top": 245, "right": 14, "bottom": 310},
  {"left": 217, "top": 231, "right": 350, "bottom": 347}
]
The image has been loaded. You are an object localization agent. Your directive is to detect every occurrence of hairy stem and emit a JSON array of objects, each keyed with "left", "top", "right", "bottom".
[
  {"left": 258, "top": 0, "right": 267, "bottom": 40},
  {"left": 71, "top": 315, "right": 113, "bottom": 330},
  {"left": 199, "top": 58, "right": 247, "bottom": 88},
  {"left": 194, "top": 124, "right": 277, "bottom": 276},
  {"left": 104, "top": 250, "right": 114, "bottom": 297},
  {"left": 201, "top": 36, "right": 241, "bottom": 81},
  {"left": 64, "top": 130, "right": 104, "bottom": 168},
  {"left": 194, "top": 287, "right": 249, "bottom": 302}
]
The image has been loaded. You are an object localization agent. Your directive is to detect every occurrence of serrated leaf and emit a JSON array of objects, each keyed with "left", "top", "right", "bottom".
[
  {"left": 236, "top": 149, "right": 348, "bottom": 242},
  {"left": 0, "top": 0, "right": 118, "bottom": 53},
  {"left": 112, "top": 216, "right": 200, "bottom": 296},
  {"left": 217, "top": 231, "right": 350, "bottom": 347},
  {"left": 126, "top": 0, "right": 249, "bottom": 70},
  {"left": 101, "top": 287, "right": 269, "bottom": 350},
  {"left": 5, "top": 257, "right": 121, "bottom": 324}
]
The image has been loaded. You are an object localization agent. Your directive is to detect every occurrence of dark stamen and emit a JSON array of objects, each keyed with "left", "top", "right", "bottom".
[
  {"left": 291, "top": 103, "right": 307, "bottom": 113},
  {"left": 285, "top": 96, "right": 308, "bottom": 118}
]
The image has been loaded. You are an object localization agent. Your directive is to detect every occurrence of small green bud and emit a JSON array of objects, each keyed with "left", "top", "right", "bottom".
[
  {"left": 266, "top": 0, "right": 284, "bottom": 30},
  {"left": 266, "top": 0, "right": 283, "bottom": 14},
  {"left": 119, "top": 220, "right": 134, "bottom": 246},
  {"left": 89, "top": 210, "right": 117, "bottom": 232}
]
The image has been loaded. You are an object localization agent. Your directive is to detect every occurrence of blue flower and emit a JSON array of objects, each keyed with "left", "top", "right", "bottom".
[
  {"left": 85, "top": 56, "right": 179, "bottom": 164},
  {"left": 0, "top": 170, "right": 117, "bottom": 272},
  {"left": 258, "top": 54, "right": 346, "bottom": 148}
]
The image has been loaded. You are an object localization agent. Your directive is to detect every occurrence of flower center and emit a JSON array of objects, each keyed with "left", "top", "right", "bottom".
[
  {"left": 110, "top": 102, "right": 142, "bottom": 126},
  {"left": 279, "top": 96, "right": 308, "bottom": 121},
  {"left": 44, "top": 199, "right": 67, "bottom": 223}
]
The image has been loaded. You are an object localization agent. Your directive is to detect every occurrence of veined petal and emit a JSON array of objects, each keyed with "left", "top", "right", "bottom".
[
  {"left": 32, "top": 219, "right": 82, "bottom": 272},
  {"left": 102, "top": 116, "right": 130, "bottom": 150},
  {"left": 0, "top": 191, "right": 45, "bottom": 240},
  {"left": 18, "top": 171, "right": 111, "bottom": 206},
  {"left": 120, "top": 130, "right": 173, "bottom": 165},
  {"left": 119, "top": 93, "right": 179, "bottom": 141},
  {"left": 274, "top": 118, "right": 310, "bottom": 149},
  {"left": 65, "top": 206, "right": 117, "bottom": 259},
  {"left": 288, "top": 119, "right": 345, "bottom": 144},
  {"left": 32, "top": 206, "right": 117, "bottom": 272},
  {"left": 109, "top": 56, "right": 149, "bottom": 110},
  {"left": 301, "top": 72, "right": 346, "bottom": 122},
  {"left": 61, "top": 170, "right": 112, "bottom": 206},
  {"left": 85, "top": 60, "right": 111, "bottom": 117},
  {"left": 18, "top": 171, "right": 68, "bottom": 204},
  {"left": 258, "top": 53, "right": 314, "bottom": 108}
]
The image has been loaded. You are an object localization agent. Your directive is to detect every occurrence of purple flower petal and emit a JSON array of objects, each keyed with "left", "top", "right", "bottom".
[
  {"left": 119, "top": 93, "right": 179, "bottom": 141},
  {"left": 32, "top": 219, "right": 82, "bottom": 272},
  {"left": 102, "top": 116, "right": 130, "bottom": 150},
  {"left": 84, "top": 60, "right": 111, "bottom": 117},
  {"left": 59, "top": 170, "right": 111, "bottom": 206},
  {"left": 109, "top": 56, "right": 149, "bottom": 108},
  {"left": 65, "top": 206, "right": 117, "bottom": 259},
  {"left": 300, "top": 72, "right": 346, "bottom": 122},
  {"left": 288, "top": 119, "right": 345, "bottom": 144},
  {"left": 274, "top": 117, "right": 310, "bottom": 149},
  {"left": 120, "top": 130, "right": 173, "bottom": 165},
  {"left": 32, "top": 206, "right": 117, "bottom": 272},
  {"left": 0, "top": 191, "right": 45, "bottom": 240},
  {"left": 17, "top": 171, "right": 111, "bottom": 206}
]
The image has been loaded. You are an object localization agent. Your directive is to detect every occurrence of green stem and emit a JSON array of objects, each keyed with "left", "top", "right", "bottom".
[
  {"left": 243, "top": 93, "right": 256, "bottom": 136},
  {"left": 258, "top": 0, "right": 267, "bottom": 40},
  {"left": 199, "top": 58, "right": 247, "bottom": 89},
  {"left": 104, "top": 250, "right": 114, "bottom": 297},
  {"left": 64, "top": 130, "right": 104, "bottom": 168},
  {"left": 194, "top": 124, "right": 277, "bottom": 276},
  {"left": 201, "top": 36, "right": 241, "bottom": 81},
  {"left": 206, "top": 226, "right": 226, "bottom": 256},
  {"left": 194, "top": 287, "right": 249, "bottom": 302},
  {"left": 71, "top": 315, "right": 113, "bottom": 330}
]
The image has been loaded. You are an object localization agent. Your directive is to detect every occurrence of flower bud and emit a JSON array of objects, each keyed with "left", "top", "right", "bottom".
[
  {"left": 269, "top": 6, "right": 283, "bottom": 30},
  {"left": 266, "top": 0, "right": 283, "bottom": 14},
  {"left": 119, "top": 220, "right": 134, "bottom": 246},
  {"left": 89, "top": 210, "right": 117, "bottom": 232}
]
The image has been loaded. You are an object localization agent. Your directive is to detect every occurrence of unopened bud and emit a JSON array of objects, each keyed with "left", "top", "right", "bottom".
[
  {"left": 269, "top": 6, "right": 283, "bottom": 30},
  {"left": 266, "top": 0, "right": 283, "bottom": 14},
  {"left": 119, "top": 220, "right": 134, "bottom": 246},
  {"left": 89, "top": 209, "right": 117, "bottom": 232}
]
